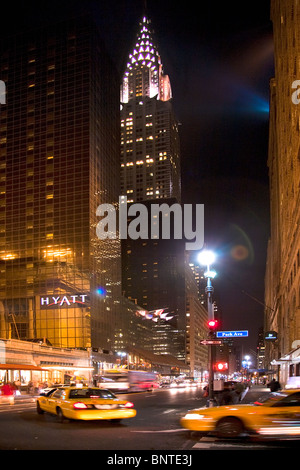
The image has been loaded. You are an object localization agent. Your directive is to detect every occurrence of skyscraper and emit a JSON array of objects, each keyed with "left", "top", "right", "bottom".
[
  {"left": 120, "top": 16, "right": 186, "bottom": 360},
  {"left": 0, "top": 15, "right": 121, "bottom": 351},
  {"left": 120, "top": 16, "right": 181, "bottom": 203}
]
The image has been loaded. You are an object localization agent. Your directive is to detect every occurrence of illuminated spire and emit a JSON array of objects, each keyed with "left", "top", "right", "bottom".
[{"left": 121, "top": 16, "right": 172, "bottom": 103}]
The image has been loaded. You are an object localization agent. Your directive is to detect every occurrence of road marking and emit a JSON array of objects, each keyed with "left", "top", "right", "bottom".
[
  {"left": 192, "top": 442, "right": 213, "bottom": 449},
  {"left": 0, "top": 404, "right": 36, "bottom": 413},
  {"left": 162, "top": 409, "right": 176, "bottom": 414},
  {"left": 192, "top": 437, "right": 275, "bottom": 450},
  {"left": 192, "top": 442, "right": 269, "bottom": 449}
]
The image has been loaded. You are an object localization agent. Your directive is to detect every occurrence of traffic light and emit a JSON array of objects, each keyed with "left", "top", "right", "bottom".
[
  {"left": 207, "top": 319, "right": 218, "bottom": 329},
  {"left": 215, "top": 362, "right": 228, "bottom": 372},
  {"left": 207, "top": 319, "right": 218, "bottom": 338}
]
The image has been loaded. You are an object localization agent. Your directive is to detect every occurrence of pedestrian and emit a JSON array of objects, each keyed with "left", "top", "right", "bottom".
[
  {"left": 220, "top": 388, "right": 234, "bottom": 405},
  {"left": 27, "top": 380, "right": 34, "bottom": 395},
  {"left": 267, "top": 378, "right": 281, "bottom": 392},
  {"left": 219, "top": 383, "right": 238, "bottom": 405},
  {"left": 33, "top": 381, "right": 40, "bottom": 395},
  {"left": 1, "top": 382, "right": 15, "bottom": 404},
  {"left": 14, "top": 379, "right": 21, "bottom": 395},
  {"left": 232, "top": 382, "right": 243, "bottom": 402}
]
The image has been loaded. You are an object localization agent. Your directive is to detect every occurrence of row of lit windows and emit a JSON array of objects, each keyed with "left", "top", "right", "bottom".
[{"left": 121, "top": 152, "right": 168, "bottom": 163}]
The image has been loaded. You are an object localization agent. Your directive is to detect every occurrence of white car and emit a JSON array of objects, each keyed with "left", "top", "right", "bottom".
[{"left": 39, "top": 384, "right": 69, "bottom": 395}]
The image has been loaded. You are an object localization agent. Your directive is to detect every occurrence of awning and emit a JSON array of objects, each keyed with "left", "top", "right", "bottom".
[
  {"left": 40, "top": 365, "right": 93, "bottom": 371},
  {"left": 0, "top": 364, "right": 45, "bottom": 371},
  {"left": 271, "top": 346, "right": 300, "bottom": 365}
]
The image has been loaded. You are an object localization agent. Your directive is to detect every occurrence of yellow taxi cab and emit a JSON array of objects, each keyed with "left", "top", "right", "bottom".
[
  {"left": 180, "top": 389, "right": 300, "bottom": 439},
  {"left": 36, "top": 386, "right": 136, "bottom": 423}
]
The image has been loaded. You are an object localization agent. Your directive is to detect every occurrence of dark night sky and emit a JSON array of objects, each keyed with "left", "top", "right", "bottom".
[{"left": 1, "top": 1, "right": 274, "bottom": 355}]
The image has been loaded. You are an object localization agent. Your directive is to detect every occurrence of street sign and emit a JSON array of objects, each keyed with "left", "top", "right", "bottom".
[
  {"left": 216, "top": 330, "right": 248, "bottom": 338},
  {"left": 264, "top": 331, "right": 277, "bottom": 341},
  {"left": 200, "top": 339, "right": 223, "bottom": 345}
]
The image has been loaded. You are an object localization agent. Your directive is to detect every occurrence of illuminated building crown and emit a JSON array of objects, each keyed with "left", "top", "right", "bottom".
[{"left": 121, "top": 16, "right": 172, "bottom": 103}]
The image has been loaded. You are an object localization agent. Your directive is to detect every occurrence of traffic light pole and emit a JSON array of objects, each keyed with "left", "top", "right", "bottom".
[
  {"left": 206, "top": 277, "right": 215, "bottom": 407},
  {"left": 208, "top": 344, "right": 215, "bottom": 407},
  {"left": 198, "top": 250, "right": 217, "bottom": 408}
]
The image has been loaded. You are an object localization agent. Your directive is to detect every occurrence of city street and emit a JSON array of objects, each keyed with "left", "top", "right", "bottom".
[
  {"left": 0, "top": 385, "right": 298, "bottom": 454},
  {"left": 0, "top": 7, "right": 299, "bottom": 470}
]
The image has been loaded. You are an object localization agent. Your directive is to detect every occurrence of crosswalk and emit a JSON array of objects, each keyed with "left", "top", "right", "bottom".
[
  {"left": 191, "top": 436, "right": 277, "bottom": 450},
  {"left": 0, "top": 396, "right": 36, "bottom": 413}
]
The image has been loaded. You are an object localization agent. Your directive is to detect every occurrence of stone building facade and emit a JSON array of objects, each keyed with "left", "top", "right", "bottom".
[{"left": 265, "top": 0, "right": 300, "bottom": 383}]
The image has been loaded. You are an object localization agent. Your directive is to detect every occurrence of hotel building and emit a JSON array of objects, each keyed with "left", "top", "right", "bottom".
[{"left": 0, "top": 15, "right": 121, "bottom": 352}]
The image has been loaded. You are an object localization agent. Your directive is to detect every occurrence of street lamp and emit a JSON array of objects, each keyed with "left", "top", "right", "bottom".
[
  {"left": 198, "top": 250, "right": 216, "bottom": 320},
  {"left": 242, "top": 355, "right": 252, "bottom": 368},
  {"left": 117, "top": 351, "right": 127, "bottom": 366},
  {"left": 198, "top": 249, "right": 217, "bottom": 407},
  {"left": 242, "top": 355, "right": 252, "bottom": 382}
]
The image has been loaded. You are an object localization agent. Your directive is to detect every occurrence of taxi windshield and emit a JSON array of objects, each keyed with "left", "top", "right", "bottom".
[{"left": 69, "top": 388, "right": 116, "bottom": 399}]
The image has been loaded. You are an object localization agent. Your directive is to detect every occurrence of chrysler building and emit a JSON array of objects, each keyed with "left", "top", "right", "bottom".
[
  {"left": 120, "top": 16, "right": 186, "bottom": 361},
  {"left": 120, "top": 16, "right": 181, "bottom": 204}
]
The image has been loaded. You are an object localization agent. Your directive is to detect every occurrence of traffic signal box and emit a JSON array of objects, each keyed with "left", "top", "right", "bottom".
[
  {"left": 214, "top": 362, "right": 228, "bottom": 372},
  {"left": 207, "top": 319, "right": 218, "bottom": 338}
]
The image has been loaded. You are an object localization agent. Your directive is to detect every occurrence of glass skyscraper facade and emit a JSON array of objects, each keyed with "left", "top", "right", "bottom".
[{"left": 0, "top": 15, "right": 121, "bottom": 350}]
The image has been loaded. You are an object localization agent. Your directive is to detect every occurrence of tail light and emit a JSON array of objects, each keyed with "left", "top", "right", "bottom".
[
  {"left": 73, "top": 402, "right": 88, "bottom": 409},
  {"left": 124, "top": 401, "right": 134, "bottom": 408}
]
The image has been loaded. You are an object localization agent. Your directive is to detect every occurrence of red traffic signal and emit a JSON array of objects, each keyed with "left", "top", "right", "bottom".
[
  {"left": 207, "top": 319, "right": 218, "bottom": 330},
  {"left": 215, "top": 362, "right": 228, "bottom": 371}
]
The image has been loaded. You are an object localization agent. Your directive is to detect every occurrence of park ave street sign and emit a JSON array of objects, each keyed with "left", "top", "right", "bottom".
[{"left": 216, "top": 330, "right": 249, "bottom": 338}]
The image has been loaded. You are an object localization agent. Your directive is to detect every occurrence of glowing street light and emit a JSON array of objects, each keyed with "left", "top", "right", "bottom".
[
  {"left": 117, "top": 351, "right": 127, "bottom": 366},
  {"left": 242, "top": 356, "right": 252, "bottom": 368},
  {"left": 197, "top": 250, "right": 217, "bottom": 321},
  {"left": 197, "top": 249, "right": 216, "bottom": 267},
  {"left": 198, "top": 249, "right": 217, "bottom": 407}
]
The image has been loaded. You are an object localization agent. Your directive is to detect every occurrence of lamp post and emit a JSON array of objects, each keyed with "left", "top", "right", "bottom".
[
  {"left": 117, "top": 351, "right": 127, "bottom": 367},
  {"left": 198, "top": 250, "right": 217, "bottom": 407},
  {"left": 242, "top": 355, "right": 252, "bottom": 382}
]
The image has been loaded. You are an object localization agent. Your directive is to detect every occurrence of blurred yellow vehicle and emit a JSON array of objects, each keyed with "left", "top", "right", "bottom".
[
  {"left": 180, "top": 389, "right": 300, "bottom": 438},
  {"left": 36, "top": 386, "right": 136, "bottom": 423}
]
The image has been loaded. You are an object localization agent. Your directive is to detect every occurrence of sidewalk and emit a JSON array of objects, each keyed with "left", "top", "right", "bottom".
[
  {"left": 240, "top": 384, "right": 270, "bottom": 404},
  {"left": 205, "top": 384, "right": 268, "bottom": 407},
  {"left": 239, "top": 386, "right": 249, "bottom": 401},
  {"left": 0, "top": 392, "right": 36, "bottom": 405},
  {"left": 14, "top": 392, "right": 37, "bottom": 401},
  {"left": 243, "top": 384, "right": 271, "bottom": 394}
]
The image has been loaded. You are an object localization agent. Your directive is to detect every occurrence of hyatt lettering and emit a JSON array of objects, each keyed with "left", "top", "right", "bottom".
[{"left": 40, "top": 294, "right": 88, "bottom": 307}]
